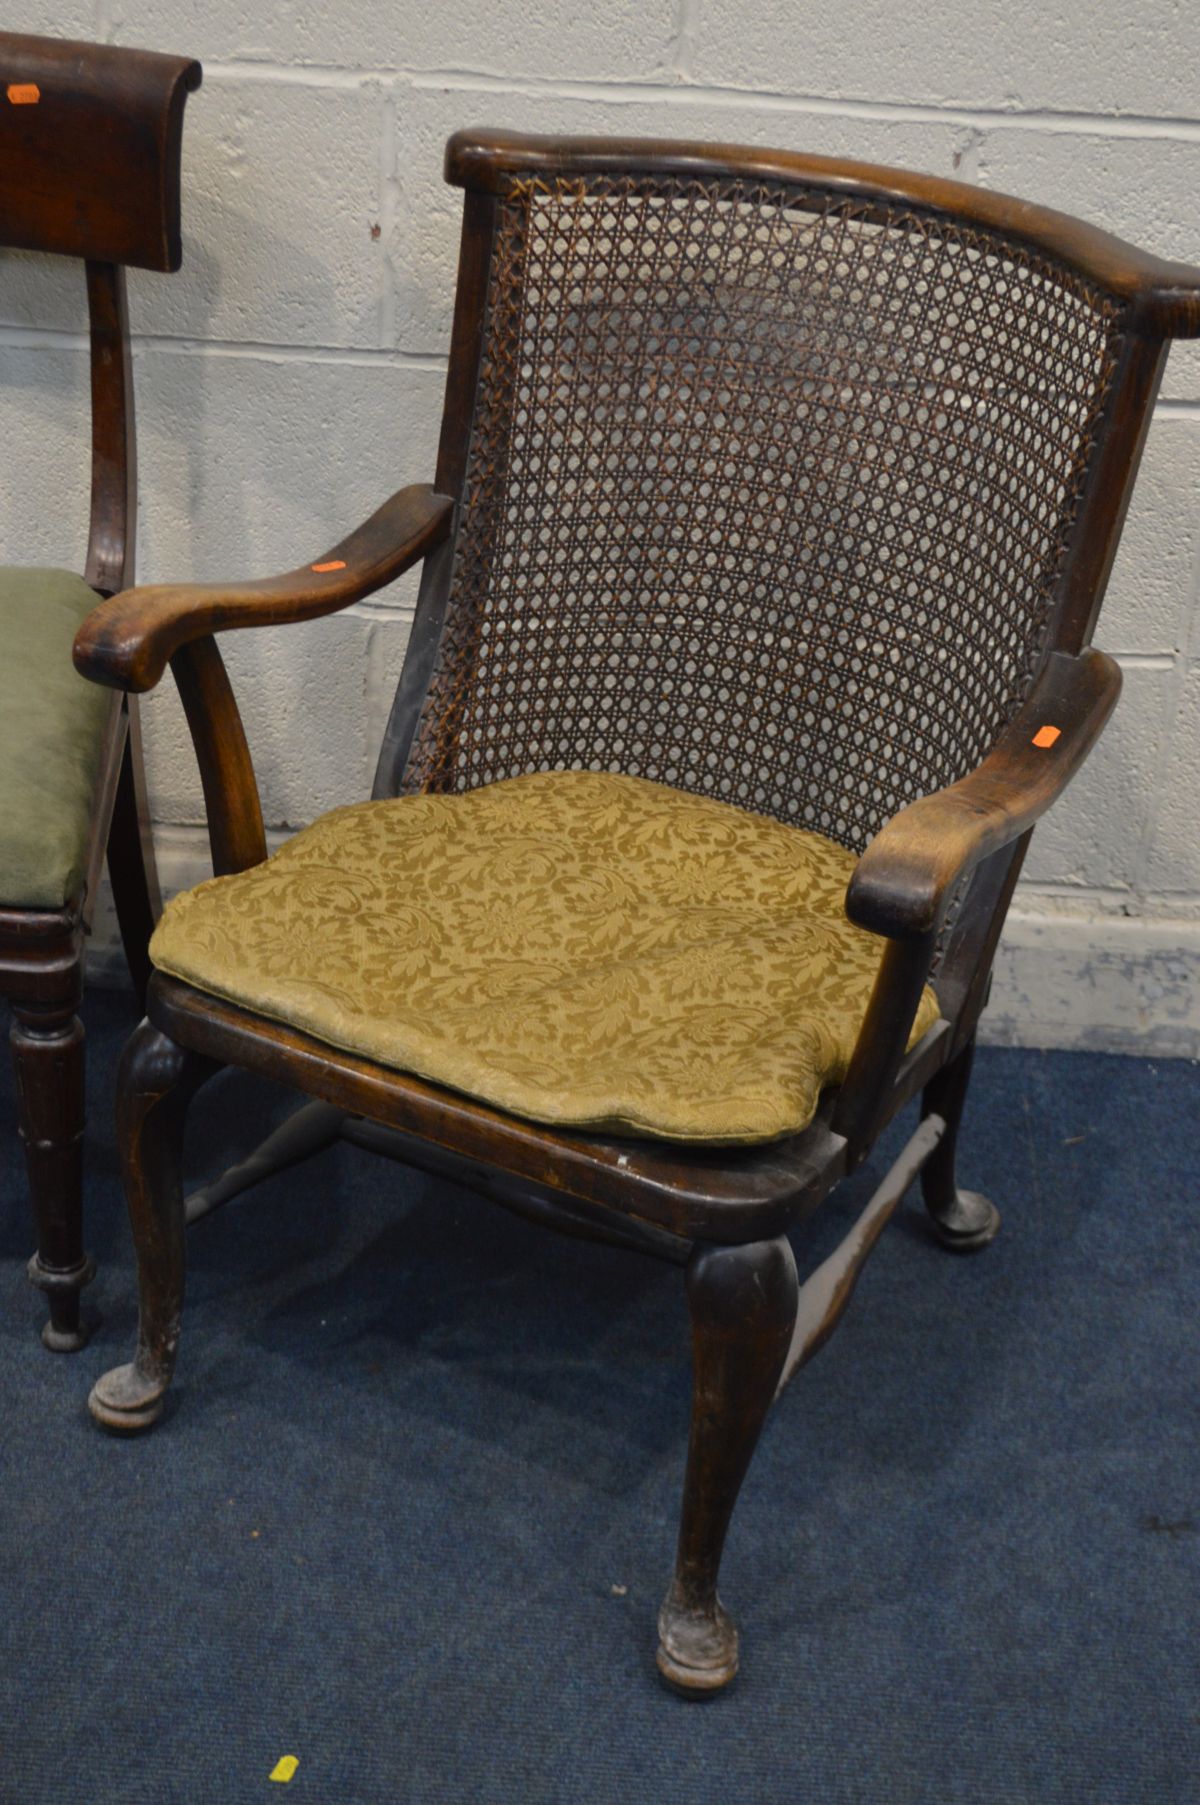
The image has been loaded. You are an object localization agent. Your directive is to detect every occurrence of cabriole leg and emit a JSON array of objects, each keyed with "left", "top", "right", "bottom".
[
  {"left": 657, "top": 1235, "right": 798, "bottom": 1696},
  {"left": 88, "top": 1021, "right": 214, "bottom": 1434},
  {"left": 13, "top": 1003, "right": 93, "bottom": 1352},
  {"left": 921, "top": 1035, "right": 1000, "bottom": 1252}
]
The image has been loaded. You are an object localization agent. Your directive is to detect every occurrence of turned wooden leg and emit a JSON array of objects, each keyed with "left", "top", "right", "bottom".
[
  {"left": 657, "top": 1235, "right": 798, "bottom": 1696},
  {"left": 921, "top": 1036, "right": 1000, "bottom": 1252},
  {"left": 88, "top": 1021, "right": 214, "bottom": 1434},
  {"left": 13, "top": 1002, "right": 94, "bottom": 1352}
]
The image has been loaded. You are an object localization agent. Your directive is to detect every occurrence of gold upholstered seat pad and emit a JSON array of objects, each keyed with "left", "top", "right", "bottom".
[{"left": 150, "top": 772, "right": 939, "bottom": 1145}]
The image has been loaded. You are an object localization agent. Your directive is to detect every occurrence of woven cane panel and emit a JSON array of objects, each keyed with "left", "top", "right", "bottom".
[{"left": 406, "top": 172, "right": 1123, "bottom": 850}]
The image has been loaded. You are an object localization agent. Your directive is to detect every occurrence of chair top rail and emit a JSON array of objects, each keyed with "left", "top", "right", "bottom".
[
  {"left": 0, "top": 30, "right": 201, "bottom": 269},
  {"left": 445, "top": 128, "right": 1200, "bottom": 336}
]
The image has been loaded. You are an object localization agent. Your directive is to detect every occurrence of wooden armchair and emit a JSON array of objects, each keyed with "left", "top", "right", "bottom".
[
  {"left": 74, "top": 132, "right": 1200, "bottom": 1692},
  {"left": 0, "top": 33, "right": 200, "bottom": 1349}
]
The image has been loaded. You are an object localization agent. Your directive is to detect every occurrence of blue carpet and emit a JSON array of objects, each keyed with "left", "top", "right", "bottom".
[{"left": 0, "top": 987, "right": 1196, "bottom": 1804}]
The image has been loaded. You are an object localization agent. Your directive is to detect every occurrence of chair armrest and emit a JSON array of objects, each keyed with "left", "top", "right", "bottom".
[
  {"left": 846, "top": 647, "right": 1122, "bottom": 941},
  {"left": 74, "top": 483, "right": 453, "bottom": 693}
]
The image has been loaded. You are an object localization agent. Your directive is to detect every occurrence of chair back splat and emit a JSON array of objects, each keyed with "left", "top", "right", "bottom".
[
  {"left": 0, "top": 33, "right": 201, "bottom": 596},
  {"left": 0, "top": 32, "right": 199, "bottom": 269}
]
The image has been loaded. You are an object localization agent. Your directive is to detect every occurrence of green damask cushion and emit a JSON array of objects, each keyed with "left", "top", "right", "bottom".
[
  {"left": 0, "top": 566, "right": 112, "bottom": 909},
  {"left": 151, "top": 772, "right": 940, "bottom": 1145}
]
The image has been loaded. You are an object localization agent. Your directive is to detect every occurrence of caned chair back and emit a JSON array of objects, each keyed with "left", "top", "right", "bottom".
[{"left": 400, "top": 135, "right": 1138, "bottom": 853}]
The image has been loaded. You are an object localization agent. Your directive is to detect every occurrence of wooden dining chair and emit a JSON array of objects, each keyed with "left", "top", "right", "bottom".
[
  {"left": 74, "top": 131, "right": 1200, "bottom": 1691},
  {"left": 0, "top": 32, "right": 200, "bottom": 1349}
]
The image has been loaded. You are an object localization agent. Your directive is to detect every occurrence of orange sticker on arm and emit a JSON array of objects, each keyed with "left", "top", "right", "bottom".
[
  {"left": 311, "top": 560, "right": 346, "bottom": 573},
  {"left": 7, "top": 83, "right": 41, "bottom": 104},
  {"left": 1032, "top": 725, "right": 1061, "bottom": 749}
]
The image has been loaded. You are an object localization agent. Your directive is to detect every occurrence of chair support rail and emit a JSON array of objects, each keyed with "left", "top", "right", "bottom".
[
  {"left": 184, "top": 1099, "right": 695, "bottom": 1266},
  {"left": 184, "top": 1098, "right": 344, "bottom": 1224},
  {"left": 775, "top": 1112, "right": 947, "bottom": 1400}
]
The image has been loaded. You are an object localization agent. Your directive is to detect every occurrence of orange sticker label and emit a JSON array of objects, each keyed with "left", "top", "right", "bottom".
[
  {"left": 311, "top": 560, "right": 346, "bottom": 573},
  {"left": 7, "top": 83, "right": 41, "bottom": 104},
  {"left": 1032, "top": 725, "right": 1061, "bottom": 749}
]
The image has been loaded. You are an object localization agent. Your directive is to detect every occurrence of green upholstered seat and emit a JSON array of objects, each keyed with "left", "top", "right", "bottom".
[{"left": 0, "top": 566, "right": 112, "bottom": 910}]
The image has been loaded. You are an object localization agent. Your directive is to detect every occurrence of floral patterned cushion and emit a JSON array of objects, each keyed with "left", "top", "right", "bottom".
[{"left": 150, "top": 771, "right": 939, "bottom": 1145}]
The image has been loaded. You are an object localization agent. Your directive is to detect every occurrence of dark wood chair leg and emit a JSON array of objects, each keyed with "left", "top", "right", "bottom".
[
  {"left": 88, "top": 1020, "right": 214, "bottom": 1433},
  {"left": 13, "top": 1001, "right": 94, "bottom": 1352},
  {"left": 920, "top": 1035, "right": 1000, "bottom": 1252},
  {"left": 657, "top": 1235, "right": 798, "bottom": 1696},
  {"left": 106, "top": 705, "right": 163, "bottom": 1011}
]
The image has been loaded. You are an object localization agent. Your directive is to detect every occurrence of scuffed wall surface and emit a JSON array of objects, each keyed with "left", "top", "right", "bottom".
[{"left": 2, "top": 1, "right": 1198, "bottom": 1051}]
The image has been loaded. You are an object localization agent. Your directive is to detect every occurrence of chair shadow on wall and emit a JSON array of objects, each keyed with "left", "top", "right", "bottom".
[
  {"left": 130, "top": 206, "right": 376, "bottom": 833},
  {"left": 0, "top": 204, "right": 352, "bottom": 905}
]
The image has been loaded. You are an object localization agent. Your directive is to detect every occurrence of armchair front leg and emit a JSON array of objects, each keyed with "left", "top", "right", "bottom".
[{"left": 658, "top": 1236, "right": 798, "bottom": 1694}]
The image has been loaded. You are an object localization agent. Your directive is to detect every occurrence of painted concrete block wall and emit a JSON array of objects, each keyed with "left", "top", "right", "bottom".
[{"left": 2, "top": 2, "right": 1198, "bottom": 1053}]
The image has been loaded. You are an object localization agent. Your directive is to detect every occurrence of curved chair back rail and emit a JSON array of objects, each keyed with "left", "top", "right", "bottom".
[
  {"left": 444, "top": 129, "right": 1200, "bottom": 331},
  {"left": 0, "top": 32, "right": 200, "bottom": 270}
]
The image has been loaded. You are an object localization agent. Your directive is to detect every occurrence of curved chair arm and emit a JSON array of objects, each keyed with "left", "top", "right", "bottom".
[
  {"left": 73, "top": 483, "right": 454, "bottom": 693},
  {"left": 73, "top": 482, "right": 453, "bottom": 880},
  {"left": 846, "top": 647, "right": 1122, "bottom": 943},
  {"left": 832, "top": 645, "right": 1120, "bottom": 1154}
]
